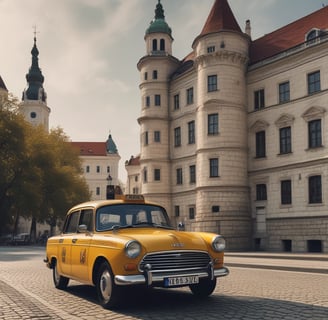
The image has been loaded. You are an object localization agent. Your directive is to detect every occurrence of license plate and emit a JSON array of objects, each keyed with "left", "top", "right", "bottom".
[{"left": 164, "top": 276, "right": 199, "bottom": 287}]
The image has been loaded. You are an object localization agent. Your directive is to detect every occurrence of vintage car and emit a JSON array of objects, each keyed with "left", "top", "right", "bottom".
[{"left": 44, "top": 195, "right": 229, "bottom": 309}]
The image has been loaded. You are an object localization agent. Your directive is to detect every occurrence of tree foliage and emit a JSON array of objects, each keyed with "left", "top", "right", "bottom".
[{"left": 0, "top": 96, "right": 90, "bottom": 235}]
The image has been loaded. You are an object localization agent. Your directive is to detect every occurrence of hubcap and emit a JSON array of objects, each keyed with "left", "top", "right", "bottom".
[{"left": 100, "top": 270, "right": 112, "bottom": 302}]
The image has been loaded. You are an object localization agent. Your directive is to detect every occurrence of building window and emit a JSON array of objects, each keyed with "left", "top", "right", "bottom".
[
  {"left": 308, "top": 119, "right": 322, "bottom": 148},
  {"left": 134, "top": 175, "right": 138, "bottom": 182},
  {"left": 132, "top": 187, "right": 139, "bottom": 194},
  {"left": 281, "top": 180, "right": 292, "bottom": 205},
  {"left": 143, "top": 167, "right": 148, "bottom": 183},
  {"left": 153, "top": 70, "right": 158, "bottom": 79},
  {"left": 187, "top": 87, "right": 194, "bottom": 105},
  {"left": 279, "top": 127, "right": 291, "bottom": 154},
  {"left": 308, "top": 71, "right": 321, "bottom": 94},
  {"left": 256, "top": 184, "right": 267, "bottom": 201},
  {"left": 144, "top": 131, "right": 149, "bottom": 145},
  {"left": 279, "top": 81, "right": 290, "bottom": 103},
  {"left": 155, "top": 94, "right": 161, "bottom": 106},
  {"left": 174, "top": 127, "right": 181, "bottom": 147},
  {"left": 152, "top": 39, "right": 157, "bottom": 51},
  {"left": 209, "top": 158, "right": 219, "bottom": 177},
  {"left": 96, "top": 187, "right": 100, "bottom": 196},
  {"left": 207, "top": 46, "right": 215, "bottom": 53},
  {"left": 144, "top": 72, "right": 148, "bottom": 80},
  {"left": 188, "top": 120, "right": 195, "bottom": 144},
  {"left": 30, "top": 112, "right": 37, "bottom": 119},
  {"left": 176, "top": 168, "right": 183, "bottom": 185},
  {"left": 174, "top": 205, "right": 180, "bottom": 217},
  {"left": 154, "top": 131, "right": 161, "bottom": 142},
  {"left": 174, "top": 94, "right": 180, "bottom": 110},
  {"left": 86, "top": 165, "right": 90, "bottom": 173},
  {"left": 189, "top": 165, "right": 196, "bottom": 183},
  {"left": 256, "top": 131, "right": 266, "bottom": 158},
  {"left": 208, "top": 75, "right": 218, "bottom": 92},
  {"left": 208, "top": 113, "right": 218, "bottom": 135},
  {"left": 145, "top": 96, "right": 150, "bottom": 107},
  {"left": 254, "top": 89, "right": 265, "bottom": 110},
  {"left": 189, "top": 207, "right": 195, "bottom": 220},
  {"left": 309, "top": 175, "right": 322, "bottom": 204},
  {"left": 96, "top": 166, "right": 100, "bottom": 173},
  {"left": 107, "top": 166, "right": 110, "bottom": 173},
  {"left": 154, "top": 169, "right": 161, "bottom": 181},
  {"left": 160, "top": 39, "right": 165, "bottom": 51}
]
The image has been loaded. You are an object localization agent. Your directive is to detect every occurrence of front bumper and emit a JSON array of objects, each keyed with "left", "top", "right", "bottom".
[{"left": 114, "top": 266, "right": 229, "bottom": 286}]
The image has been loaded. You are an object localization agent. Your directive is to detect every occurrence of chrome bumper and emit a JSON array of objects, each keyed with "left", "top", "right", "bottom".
[{"left": 114, "top": 266, "right": 229, "bottom": 286}]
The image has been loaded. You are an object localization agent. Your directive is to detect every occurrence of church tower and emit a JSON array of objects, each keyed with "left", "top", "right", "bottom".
[
  {"left": 20, "top": 35, "right": 50, "bottom": 131},
  {"left": 137, "top": 1, "right": 180, "bottom": 209}
]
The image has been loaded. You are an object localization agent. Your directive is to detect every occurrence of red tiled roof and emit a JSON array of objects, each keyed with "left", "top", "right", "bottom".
[
  {"left": 0, "top": 76, "right": 8, "bottom": 91},
  {"left": 195, "top": 0, "right": 241, "bottom": 43},
  {"left": 250, "top": 5, "right": 328, "bottom": 64},
  {"left": 126, "top": 155, "right": 140, "bottom": 166},
  {"left": 71, "top": 142, "right": 107, "bottom": 156}
]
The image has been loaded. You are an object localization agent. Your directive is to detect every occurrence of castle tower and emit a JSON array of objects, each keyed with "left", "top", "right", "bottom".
[
  {"left": 137, "top": 1, "right": 180, "bottom": 209},
  {"left": 192, "top": 0, "right": 251, "bottom": 249},
  {"left": 20, "top": 35, "right": 50, "bottom": 131}
]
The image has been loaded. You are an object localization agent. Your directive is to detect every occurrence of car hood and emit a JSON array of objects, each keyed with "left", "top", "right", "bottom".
[{"left": 106, "top": 228, "right": 211, "bottom": 252}]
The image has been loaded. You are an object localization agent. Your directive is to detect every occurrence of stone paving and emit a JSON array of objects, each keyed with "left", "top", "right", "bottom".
[{"left": 0, "top": 246, "right": 327, "bottom": 319}]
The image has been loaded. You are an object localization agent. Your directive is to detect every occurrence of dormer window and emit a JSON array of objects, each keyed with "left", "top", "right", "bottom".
[
  {"left": 207, "top": 46, "right": 215, "bottom": 53},
  {"left": 306, "top": 28, "right": 320, "bottom": 45}
]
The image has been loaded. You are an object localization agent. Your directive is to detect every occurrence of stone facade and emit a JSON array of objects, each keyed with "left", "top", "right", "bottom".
[{"left": 126, "top": 0, "right": 328, "bottom": 253}]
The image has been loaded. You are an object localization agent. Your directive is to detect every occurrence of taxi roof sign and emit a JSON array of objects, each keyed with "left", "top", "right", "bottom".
[{"left": 124, "top": 195, "right": 145, "bottom": 202}]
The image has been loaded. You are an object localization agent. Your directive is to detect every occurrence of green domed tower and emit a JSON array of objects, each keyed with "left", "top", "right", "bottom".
[{"left": 137, "top": 1, "right": 179, "bottom": 209}]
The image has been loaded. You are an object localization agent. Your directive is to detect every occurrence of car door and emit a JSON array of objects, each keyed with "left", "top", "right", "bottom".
[
  {"left": 71, "top": 208, "right": 94, "bottom": 282},
  {"left": 57, "top": 210, "right": 80, "bottom": 277}
]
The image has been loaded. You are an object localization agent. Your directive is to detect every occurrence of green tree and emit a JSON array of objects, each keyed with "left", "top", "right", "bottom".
[{"left": 0, "top": 95, "right": 91, "bottom": 237}]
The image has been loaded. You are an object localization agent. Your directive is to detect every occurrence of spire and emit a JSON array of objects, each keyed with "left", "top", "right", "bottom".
[
  {"left": 106, "top": 133, "right": 118, "bottom": 154},
  {"left": 198, "top": 0, "right": 241, "bottom": 36},
  {"left": 145, "top": 0, "right": 172, "bottom": 37},
  {"left": 23, "top": 33, "right": 47, "bottom": 102}
]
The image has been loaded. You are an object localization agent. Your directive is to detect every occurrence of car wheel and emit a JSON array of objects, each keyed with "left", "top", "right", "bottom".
[
  {"left": 189, "top": 277, "right": 217, "bottom": 297},
  {"left": 52, "top": 260, "right": 69, "bottom": 290},
  {"left": 96, "top": 262, "right": 121, "bottom": 309}
]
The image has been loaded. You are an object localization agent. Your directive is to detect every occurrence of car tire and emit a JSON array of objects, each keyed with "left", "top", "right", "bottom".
[
  {"left": 189, "top": 277, "right": 217, "bottom": 297},
  {"left": 96, "top": 262, "right": 122, "bottom": 309},
  {"left": 53, "top": 260, "right": 69, "bottom": 290}
]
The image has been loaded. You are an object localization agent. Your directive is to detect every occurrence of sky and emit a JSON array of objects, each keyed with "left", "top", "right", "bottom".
[{"left": 0, "top": 0, "right": 327, "bottom": 181}]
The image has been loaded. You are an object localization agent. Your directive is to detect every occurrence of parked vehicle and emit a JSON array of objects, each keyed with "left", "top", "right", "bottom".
[{"left": 44, "top": 195, "right": 229, "bottom": 309}]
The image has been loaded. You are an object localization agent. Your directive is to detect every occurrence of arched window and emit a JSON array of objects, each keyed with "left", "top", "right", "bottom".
[
  {"left": 152, "top": 39, "right": 157, "bottom": 51},
  {"left": 160, "top": 39, "right": 165, "bottom": 51}
]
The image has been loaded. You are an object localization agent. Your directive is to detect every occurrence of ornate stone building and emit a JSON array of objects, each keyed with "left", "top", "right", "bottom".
[{"left": 126, "top": 0, "right": 328, "bottom": 252}]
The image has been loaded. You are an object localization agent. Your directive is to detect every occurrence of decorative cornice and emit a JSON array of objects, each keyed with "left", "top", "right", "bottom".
[{"left": 195, "top": 51, "right": 248, "bottom": 68}]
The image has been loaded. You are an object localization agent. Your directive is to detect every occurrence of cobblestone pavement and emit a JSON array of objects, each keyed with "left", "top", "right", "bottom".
[{"left": 0, "top": 246, "right": 327, "bottom": 320}]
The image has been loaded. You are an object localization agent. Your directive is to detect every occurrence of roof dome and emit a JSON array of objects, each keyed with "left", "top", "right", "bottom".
[{"left": 145, "top": 1, "right": 172, "bottom": 36}]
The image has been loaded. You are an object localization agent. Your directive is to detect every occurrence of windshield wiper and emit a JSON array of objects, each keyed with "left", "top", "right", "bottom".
[{"left": 132, "top": 222, "right": 174, "bottom": 229}]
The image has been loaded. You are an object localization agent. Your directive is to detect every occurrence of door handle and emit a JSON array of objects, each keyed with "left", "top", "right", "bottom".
[{"left": 72, "top": 239, "right": 77, "bottom": 243}]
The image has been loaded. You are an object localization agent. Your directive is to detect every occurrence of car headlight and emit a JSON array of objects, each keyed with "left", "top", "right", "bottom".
[
  {"left": 125, "top": 240, "right": 141, "bottom": 258},
  {"left": 212, "top": 235, "right": 226, "bottom": 252}
]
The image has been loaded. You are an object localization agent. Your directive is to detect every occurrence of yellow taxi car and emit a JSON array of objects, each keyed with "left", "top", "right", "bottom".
[{"left": 44, "top": 195, "right": 229, "bottom": 309}]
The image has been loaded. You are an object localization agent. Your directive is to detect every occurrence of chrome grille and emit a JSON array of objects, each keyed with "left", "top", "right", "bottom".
[{"left": 139, "top": 251, "right": 211, "bottom": 272}]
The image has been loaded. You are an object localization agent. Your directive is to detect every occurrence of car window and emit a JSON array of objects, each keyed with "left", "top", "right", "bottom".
[
  {"left": 96, "top": 204, "right": 171, "bottom": 231},
  {"left": 64, "top": 211, "right": 80, "bottom": 234},
  {"left": 80, "top": 209, "right": 93, "bottom": 231}
]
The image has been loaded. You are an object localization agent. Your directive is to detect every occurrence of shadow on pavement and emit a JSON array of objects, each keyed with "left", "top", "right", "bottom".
[{"left": 66, "top": 284, "right": 328, "bottom": 319}]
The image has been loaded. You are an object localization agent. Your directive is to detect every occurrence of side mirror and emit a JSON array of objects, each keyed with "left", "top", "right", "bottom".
[
  {"left": 177, "top": 222, "right": 185, "bottom": 231},
  {"left": 78, "top": 224, "right": 88, "bottom": 233}
]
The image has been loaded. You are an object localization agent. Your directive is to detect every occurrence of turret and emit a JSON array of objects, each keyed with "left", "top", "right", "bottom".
[{"left": 20, "top": 35, "right": 50, "bottom": 131}]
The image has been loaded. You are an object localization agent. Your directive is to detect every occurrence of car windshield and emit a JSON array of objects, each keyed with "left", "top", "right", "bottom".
[{"left": 96, "top": 204, "right": 173, "bottom": 231}]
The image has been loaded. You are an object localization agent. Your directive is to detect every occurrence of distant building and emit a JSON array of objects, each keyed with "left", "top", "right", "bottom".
[
  {"left": 72, "top": 134, "right": 121, "bottom": 200},
  {"left": 125, "top": 0, "right": 328, "bottom": 253},
  {"left": 19, "top": 36, "right": 50, "bottom": 131},
  {"left": 125, "top": 155, "right": 141, "bottom": 195}
]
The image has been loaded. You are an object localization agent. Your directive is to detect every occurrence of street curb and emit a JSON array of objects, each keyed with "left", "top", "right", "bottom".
[{"left": 224, "top": 262, "right": 328, "bottom": 274}]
